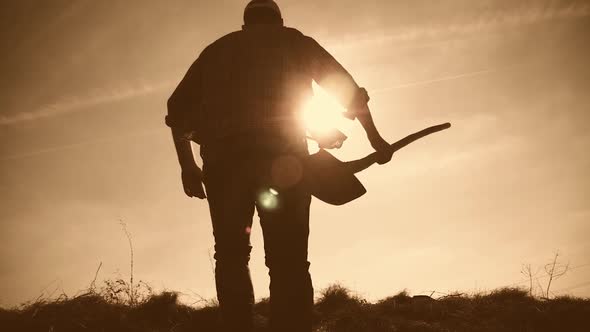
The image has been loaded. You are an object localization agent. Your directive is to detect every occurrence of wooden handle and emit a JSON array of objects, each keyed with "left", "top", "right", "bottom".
[{"left": 344, "top": 123, "right": 451, "bottom": 174}]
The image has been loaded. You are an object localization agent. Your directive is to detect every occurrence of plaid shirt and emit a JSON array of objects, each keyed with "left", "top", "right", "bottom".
[{"left": 166, "top": 25, "right": 364, "bottom": 146}]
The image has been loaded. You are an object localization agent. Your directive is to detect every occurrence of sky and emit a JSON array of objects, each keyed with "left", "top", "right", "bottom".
[{"left": 1, "top": 0, "right": 589, "bottom": 307}]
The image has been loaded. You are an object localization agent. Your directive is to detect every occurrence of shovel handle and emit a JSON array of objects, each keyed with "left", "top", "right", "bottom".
[{"left": 344, "top": 123, "right": 451, "bottom": 174}]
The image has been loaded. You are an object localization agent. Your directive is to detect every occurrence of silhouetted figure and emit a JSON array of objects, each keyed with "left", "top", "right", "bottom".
[{"left": 166, "top": 1, "right": 392, "bottom": 331}]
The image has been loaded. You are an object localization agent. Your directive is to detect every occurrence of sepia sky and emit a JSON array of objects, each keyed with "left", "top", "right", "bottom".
[{"left": 1, "top": 0, "right": 589, "bottom": 307}]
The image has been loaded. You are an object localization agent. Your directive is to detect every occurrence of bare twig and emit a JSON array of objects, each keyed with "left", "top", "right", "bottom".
[
  {"left": 520, "top": 264, "right": 540, "bottom": 297},
  {"left": 89, "top": 262, "right": 103, "bottom": 292},
  {"left": 119, "top": 219, "right": 136, "bottom": 305},
  {"left": 544, "top": 252, "right": 569, "bottom": 299}
]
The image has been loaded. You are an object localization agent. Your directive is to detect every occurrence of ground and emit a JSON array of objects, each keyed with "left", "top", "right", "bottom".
[{"left": 2, "top": 284, "right": 589, "bottom": 332}]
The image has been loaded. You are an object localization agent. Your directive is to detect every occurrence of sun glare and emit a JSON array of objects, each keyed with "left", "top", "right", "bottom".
[{"left": 302, "top": 82, "right": 352, "bottom": 136}]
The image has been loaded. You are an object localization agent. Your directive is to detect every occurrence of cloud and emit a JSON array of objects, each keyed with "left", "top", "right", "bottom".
[
  {"left": 372, "top": 68, "right": 500, "bottom": 93},
  {"left": 0, "top": 80, "right": 174, "bottom": 126},
  {"left": 327, "top": 2, "right": 590, "bottom": 51},
  {"left": 0, "top": 129, "right": 161, "bottom": 162}
]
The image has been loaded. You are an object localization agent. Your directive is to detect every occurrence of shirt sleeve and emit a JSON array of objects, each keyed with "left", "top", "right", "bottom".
[
  {"left": 301, "top": 36, "right": 369, "bottom": 119},
  {"left": 166, "top": 56, "right": 203, "bottom": 135}
]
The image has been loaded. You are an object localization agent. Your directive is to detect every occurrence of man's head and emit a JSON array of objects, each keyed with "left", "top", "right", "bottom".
[{"left": 244, "top": 0, "right": 283, "bottom": 26}]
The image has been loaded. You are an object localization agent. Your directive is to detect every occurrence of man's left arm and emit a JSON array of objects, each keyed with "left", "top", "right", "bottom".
[{"left": 303, "top": 36, "right": 393, "bottom": 164}]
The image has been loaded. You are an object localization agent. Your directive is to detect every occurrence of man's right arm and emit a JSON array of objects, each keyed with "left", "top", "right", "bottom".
[
  {"left": 167, "top": 58, "right": 207, "bottom": 199},
  {"left": 170, "top": 127, "right": 206, "bottom": 199}
]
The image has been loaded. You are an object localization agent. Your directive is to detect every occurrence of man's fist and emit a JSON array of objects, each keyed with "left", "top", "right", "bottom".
[
  {"left": 371, "top": 136, "right": 393, "bottom": 165},
  {"left": 181, "top": 166, "right": 207, "bottom": 199}
]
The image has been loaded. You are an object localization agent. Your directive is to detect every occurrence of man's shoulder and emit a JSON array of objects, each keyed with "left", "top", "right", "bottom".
[
  {"left": 201, "top": 30, "right": 242, "bottom": 55},
  {"left": 283, "top": 26, "right": 317, "bottom": 44},
  {"left": 199, "top": 27, "right": 316, "bottom": 59},
  {"left": 281, "top": 26, "right": 304, "bottom": 37},
  {"left": 285, "top": 28, "right": 323, "bottom": 52},
  {"left": 210, "top": 27, "right": 310, "bottom": 43}
]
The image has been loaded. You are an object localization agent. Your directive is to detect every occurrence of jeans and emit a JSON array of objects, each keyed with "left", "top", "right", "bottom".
[{"left": 202, "top": 144, "right": 313, "bottom": 332}]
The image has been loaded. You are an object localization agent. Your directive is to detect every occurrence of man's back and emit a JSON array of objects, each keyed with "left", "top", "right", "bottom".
[
  {"left": 167, "top": 25, "right": 362, "bottom": 148},
  {"left": 198, "top": 26, "right": 312, "bottom": 144}
]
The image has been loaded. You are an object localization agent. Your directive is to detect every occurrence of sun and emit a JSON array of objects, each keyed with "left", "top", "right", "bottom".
[{"left": 302, "top": 82, "right": 353, "bottom": 137}]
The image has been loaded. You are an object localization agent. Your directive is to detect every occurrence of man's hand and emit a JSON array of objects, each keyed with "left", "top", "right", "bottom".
[
  {"left": 181, "top": 165, "right": 207, "bottom": 199},
  {"left": 370, "top": 136, "right": 393, "bottom": 165},
  {"left": 170, "top": 128, "right": 205, "bottom": 199},
  {"left": 353, "top": 103, "right": 393, "bottom": 165}
]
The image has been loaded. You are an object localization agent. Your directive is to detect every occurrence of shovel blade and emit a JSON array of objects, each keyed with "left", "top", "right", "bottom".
[{"left": 304, "top": 149, "right": 367, "bottom": 205}]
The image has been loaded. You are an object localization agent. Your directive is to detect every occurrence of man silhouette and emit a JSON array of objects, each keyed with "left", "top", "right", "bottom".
[{"left": 166, "top": 1, "right": 392, "bottom": 331}]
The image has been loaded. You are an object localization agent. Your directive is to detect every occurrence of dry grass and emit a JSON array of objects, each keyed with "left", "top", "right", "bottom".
[{"left": 2, "top": 283, "right": 589, "bottom": 332}]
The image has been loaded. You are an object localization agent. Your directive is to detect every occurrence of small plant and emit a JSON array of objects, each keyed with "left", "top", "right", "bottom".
[
  {"left": 100, "top": 277, "right": 153, "bottom": 305},
  {"left": 542, "top": 252, "right": 569, "bottom": 299},
  {"left": 521, "top": 252, "right": 570, "bottom": 299},
  {"left": 119, "top": 219, "right": 137, "bottom": 305},
  {"left": 520, "top": 263, "right": 540, "bottom": 297},
  {"left": 95, "top": 220, "right": 153, "bottom": 306}
]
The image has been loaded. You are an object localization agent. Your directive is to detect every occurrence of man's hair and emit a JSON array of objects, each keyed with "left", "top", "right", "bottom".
[{"left": 244, "top": 0, "right": 283, "bottom": 26}]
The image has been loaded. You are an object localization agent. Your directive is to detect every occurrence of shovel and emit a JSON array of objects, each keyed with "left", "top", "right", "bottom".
[{"left": 304, "top": 123, "right": 451, "bottom": 205}]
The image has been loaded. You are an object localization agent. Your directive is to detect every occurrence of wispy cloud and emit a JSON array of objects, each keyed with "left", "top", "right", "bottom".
[
  {"left": 372, "top": 68, "right": 499, "bottom": 93},
  {"left": 328, "top": 2, "right": 590, "bottom": 51},
  {"left": 0, "top": 128, "right": 161, "bottom": 162},
  {"left": 0, "top": 80, "right": 174, "bottom": 126}
]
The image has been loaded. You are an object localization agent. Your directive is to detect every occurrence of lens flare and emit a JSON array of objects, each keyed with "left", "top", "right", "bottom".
[
  {"left": 302, "top": 82, "right": 352, "bottom": 136},
  {"left": 258, "top": 189, "right": 279, "bottom": 210}
]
